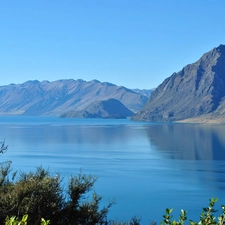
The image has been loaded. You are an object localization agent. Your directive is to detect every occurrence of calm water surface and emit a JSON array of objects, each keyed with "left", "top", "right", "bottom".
[{"left": 0, "top": 116, "right": 225, "bottom": 224}]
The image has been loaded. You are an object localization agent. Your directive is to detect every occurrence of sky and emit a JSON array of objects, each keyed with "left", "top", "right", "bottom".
[{"left": 1, "top": 0, "right": 225, "bottom": 89}]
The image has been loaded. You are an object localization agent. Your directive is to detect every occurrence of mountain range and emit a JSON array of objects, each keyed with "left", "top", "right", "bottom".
[
  {"left": 2, "top": 45, "right": 225, "bottom": 122},
  {"left": 0, "top": 79, "right": 151, "bottom": 116},
  {"left": 133, "top": 44, "right": 225, "bottom": 123}
]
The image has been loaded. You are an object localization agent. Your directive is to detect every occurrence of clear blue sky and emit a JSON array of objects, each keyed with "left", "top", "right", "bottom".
[{"left": 1, "top": 0, "right": 225, "bottom": 89}]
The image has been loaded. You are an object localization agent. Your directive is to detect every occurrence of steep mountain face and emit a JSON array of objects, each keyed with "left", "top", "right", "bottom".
[
  {"left": 60, "top": 98, "right": 134, "bottom": 119},
  {"left": 0, "top": 79, "right": 148, "bottom": 116},
  {"left": 133, "top": 44, "right": 225, "bottom": 122}
]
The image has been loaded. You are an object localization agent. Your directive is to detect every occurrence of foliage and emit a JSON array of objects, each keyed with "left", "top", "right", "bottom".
[
  {"left": 5, "top": 214, "right": 28, "bottom": 225},
  {"left": 160, "top": 197, "right": 225, "bottom": 225},
  {"left": 5, "top": 198, "right": 225, "bottom": 225},
  {"left": 5, "top": 214, "right": 50, "bottom": 225},
  {"left": 0, "top": 163, "right": 113, "bottom": 225}
]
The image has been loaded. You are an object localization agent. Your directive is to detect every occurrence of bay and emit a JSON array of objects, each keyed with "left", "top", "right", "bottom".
[{"left": 0, "top": 116, "right": 225, "bottom": 224}]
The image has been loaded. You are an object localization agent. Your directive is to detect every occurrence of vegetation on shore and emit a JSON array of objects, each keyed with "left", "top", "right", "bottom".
[
  {"left": 160, "top": 197, "right": 225, "bottom": 225},
  {"left": 0, "top": 162, "right": 115, "bottom": 225},
  {"left": 2, "top": 163, "right": 225, "bottom": 225},
  {"left": 1, "top": 142, "right": 225, "bottom": 225}
]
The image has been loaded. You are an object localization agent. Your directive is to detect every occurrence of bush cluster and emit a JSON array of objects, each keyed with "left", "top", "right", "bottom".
[{"left": 0, "top": 163, "right": 114, "bottom": 225}]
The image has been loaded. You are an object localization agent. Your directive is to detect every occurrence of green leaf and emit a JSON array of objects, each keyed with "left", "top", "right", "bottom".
[
  {"left": 171, "top": 220, "right": 177, "bottom": 225},
  {"left": 21, "top": 214, "right": 28, "bottom": 222},
  {"left": 218, "top": 216, "right": 223, "bottom": 221},
  {"left": 166, "top": 208, "right": 170, "bottom": 214},
  {"left": 169, "top": 208, "right": 174, "bottom": 214}
]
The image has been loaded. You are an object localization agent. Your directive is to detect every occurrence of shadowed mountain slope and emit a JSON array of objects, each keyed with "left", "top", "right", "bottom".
[
  {"left": 0, "top": 79, "right": 148, "bottom": 116},
  {"left": 60, "top": 98, "right": 134, "bottom": 119},
  {"left": 133, "top": 44, "right": 225, "bottom": 122}
]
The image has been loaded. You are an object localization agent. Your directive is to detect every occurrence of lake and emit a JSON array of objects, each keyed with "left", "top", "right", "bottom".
[{"left": 0, "top": 116, "right": 225, "bottom": 224}]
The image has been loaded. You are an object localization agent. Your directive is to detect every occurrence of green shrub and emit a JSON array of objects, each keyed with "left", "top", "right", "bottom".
[
  {"left": 0, "top": 163, "right": 113, "bottom": 225},
  {"left": 160, "top": 197, "right": 225, "bottom": 225}
]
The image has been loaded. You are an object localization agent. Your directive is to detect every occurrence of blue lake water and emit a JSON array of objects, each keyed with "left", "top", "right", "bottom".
[{"left": 0, "top": 116, "right": 225, "bottom": 224}]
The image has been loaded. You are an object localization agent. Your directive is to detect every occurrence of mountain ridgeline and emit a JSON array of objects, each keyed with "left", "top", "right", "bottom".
[
  {"left": 0, "top": 79, "right": 149, "bottom": 117},
  {"left": 133, "top": 44, "right": 225, "bottom": 122}
]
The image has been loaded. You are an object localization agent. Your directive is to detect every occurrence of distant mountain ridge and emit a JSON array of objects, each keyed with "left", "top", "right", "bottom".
[
  {"left": 133, "top": 44, "right": 225, "bottom": 122},
  {"left": 0, "top": 79, "right": 149, "bottom": 116}
]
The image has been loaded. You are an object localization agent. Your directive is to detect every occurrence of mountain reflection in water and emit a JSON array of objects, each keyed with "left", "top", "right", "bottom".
[{"left": 145, "top": 123, "right": 225, "bottom": 160}]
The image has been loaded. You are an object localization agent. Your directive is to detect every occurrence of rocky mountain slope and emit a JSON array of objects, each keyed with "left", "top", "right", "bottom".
[
  {"left": 131, "top": 88, "right": 154, "bottom": 98},
  {"left": 133, "top": 44, "right": 225, "bottom": 122},
  {"left": 60, "top": 98, "right": 134, "bottom": 119},
  {"left": 0, "top": 79, "right": 148, "bottom": 116}
]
